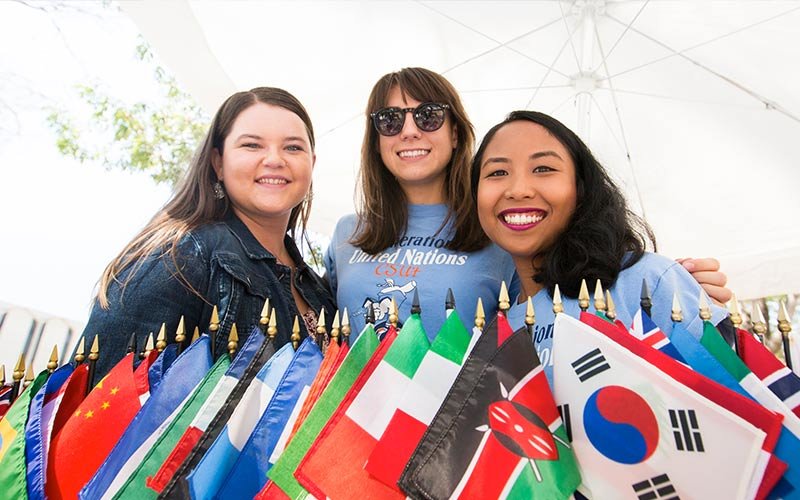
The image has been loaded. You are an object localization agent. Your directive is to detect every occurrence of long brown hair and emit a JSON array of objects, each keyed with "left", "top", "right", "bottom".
[
  {"left": 97, "top": 87, "right": 315, "bottom": 307},
  {"left": 351, "top": 67, "right": 488, "bottom": 254}
]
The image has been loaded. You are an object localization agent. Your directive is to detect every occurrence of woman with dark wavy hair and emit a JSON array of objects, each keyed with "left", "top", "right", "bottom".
[{"left": 472, "top": 110, "right": 729, "bottom": 383}]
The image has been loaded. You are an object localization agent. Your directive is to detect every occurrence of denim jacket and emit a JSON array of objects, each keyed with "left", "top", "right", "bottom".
[{"left": 82, "top": 211, "right": 336, "bottom": 379}]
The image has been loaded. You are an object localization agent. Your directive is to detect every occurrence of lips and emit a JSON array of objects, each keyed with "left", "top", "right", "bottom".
[
  {"left": 498, "top": 208, "right": 546, "bottom": 231},
  {"left": 256, "top": 176, "right": 289, "bottom": 185},
  {"left": 397, "top": 149, "right": 430, "bottom": 159}
]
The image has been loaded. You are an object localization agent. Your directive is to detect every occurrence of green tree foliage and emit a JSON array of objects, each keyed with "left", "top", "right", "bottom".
[{"left": 47, "top": 40, "right": 208, "bottom": 186}]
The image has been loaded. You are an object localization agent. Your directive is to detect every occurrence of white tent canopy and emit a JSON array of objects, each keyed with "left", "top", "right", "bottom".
[{"left": 122, "top": 0, "right": 800, "bottom": 300}]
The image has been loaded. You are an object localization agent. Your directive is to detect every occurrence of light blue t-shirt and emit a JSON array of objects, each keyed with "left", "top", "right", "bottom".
[
  {"left": 324, "top": 204, "right": 517, "bottom": 340},
  {"left": 506, "top": 252, "right": 728, "bottom": 387}
]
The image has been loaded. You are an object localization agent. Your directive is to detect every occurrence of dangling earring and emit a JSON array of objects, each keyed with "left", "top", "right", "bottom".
[{"left": 213, "top": 181, "right": 226, "bottom": 200}]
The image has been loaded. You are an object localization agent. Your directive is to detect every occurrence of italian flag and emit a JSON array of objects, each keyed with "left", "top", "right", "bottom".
[
  {"left": 295, "top": 314, "right": 429, "bottom": 499},
  {"left": 366, "top": 310, "right": 472, "bottom": 490}
]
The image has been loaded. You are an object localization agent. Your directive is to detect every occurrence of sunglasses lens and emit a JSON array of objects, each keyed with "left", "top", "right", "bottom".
[
  {"left": 373, "top": 108, "right": 403, "bottom": 136},
  {"left": 414, "top": 103, "right": 446, "bottom": 132}
]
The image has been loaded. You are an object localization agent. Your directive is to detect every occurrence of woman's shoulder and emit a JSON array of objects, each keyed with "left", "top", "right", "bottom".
[{"left": 622, "top": 251, "right": 680, "bottom": 276}]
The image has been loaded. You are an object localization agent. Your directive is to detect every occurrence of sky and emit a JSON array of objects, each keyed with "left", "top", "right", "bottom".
[{"left": 0, "top": 2, "right": 172, "bottom": 325}]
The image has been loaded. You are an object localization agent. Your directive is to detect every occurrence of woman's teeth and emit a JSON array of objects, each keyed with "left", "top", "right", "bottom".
[
  {"left": 503, "top": 213, "right": 544, "bottom": 225},
  {"left": 398, "top": 149, "right": 429, "bottom": 158}
]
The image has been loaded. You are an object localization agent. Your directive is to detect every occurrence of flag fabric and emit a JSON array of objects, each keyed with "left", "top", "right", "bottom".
[
  {"left": 629, "top": 308, "right": 686, "bottom": 363},
  {"left": 296, "top": 315, "right": 428, "bottom": 500},
  {"left": 0, "top": 370, "right": 48, "bottom": 500},
  {"left": 267, "top": 324, "right": 380, "bottom": 499},
  {"left": 48, "top": 363, "right": 90, "bottom": 440},
  {"left": 699, "top": 321, "right": 800, "bottom": 498},
  {"left": 217, "top": 338, "right": 323, "bottom": 499},
  {"left": 160, "top": 327, "right": 275, "bottom": 500},
  {"left": 147, "top": 344, "right": 178, "bottom": 395},
  {"left": 147, "top": 326, "right": 265, "bottom": 494},
  {"left": 581, "top": 312, "right": 787, "bottom": 499},
  {"left": 79, "top": 336, "right": 212, "bottom": 500},
  {"left": 366, "top": 310, "right": 471, "bottom": 490},
  {"left": 400, "top": 314, "right": 580, "bottom": 500},
  {"left": 185, "top": 342, "right": 295, "bottom": 500},
  {"left": 25, "top": 363, "right": 73, "bottom": 500},
  {"left": 112, "top": 353, "right": 231, "bottom": 499},
  {"left": 46, "top": 353, "right": 152, "bottom": 500},
  {"left": 554, "top": 313, "right": 771, "bottom": 499},
  {"left": 0, "top": 385, "right": 12, "bottom": 420},
  {"left": 738, "top": 328, "right": 800, "bottom": 418}
]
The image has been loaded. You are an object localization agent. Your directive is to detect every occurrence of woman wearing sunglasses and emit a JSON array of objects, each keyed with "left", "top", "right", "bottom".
[
  {"left": 472, "top": 110, "right": 729, "bottom": 384},
  {"left": 324, "top": 67, "right": 730, "bottom": 339}
]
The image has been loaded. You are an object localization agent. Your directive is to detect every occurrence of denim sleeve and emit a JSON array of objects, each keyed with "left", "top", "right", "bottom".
[{"left": 81, "top": 235, "right": 210, "bottom": 379}]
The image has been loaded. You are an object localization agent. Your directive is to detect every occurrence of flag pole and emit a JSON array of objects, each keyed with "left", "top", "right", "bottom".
[
  {"left": 553, "top": 284, "right": 564, "bottom": 314},
  {"left": 10, "top": 353, "right": 24, "bottom": 402},
  {"left": 316, "top": 308, "right": 328, "bottom": 351},
  {"left": 47, "top": 345, "right": 59, "bottom": 375},
  {"left": 267, "top": 308, "right": 278, "bottom": 344},
  {"left": 498, "top": 281, "right": 510, "bottom": 316},
  {"left": 74, "top": 336, "right": 86, "bottom": 364},
  {"left": 578, "top": 279, "right": 589, "bottom": 312},
  {"left": 640, "top": 279, "right": 652, "bottom": 318},
  {"left": 474, "top": 298, "right": 485, "bottom": 331},
  {"left": 445, "top": 288, "right": 456, "bottom": 313},
  {"left": 86, "top": 335, "right": 100, "bottom": 396},
  {"left": 605, "top": 291, "right": 617, "bottom": 321},
  {"left": 126, "top": 332, "right": 137, "bottom": 355},
  {"left": 341, "top": 307, "right": 351, "bottom": 346},
  {"left": 752, "top": 303, "right": 767, "bottom": 345},
  {"left": 671, "top": 292, "right": 684, "bottom": 323},
  {"left": 142, "top": 332, "right": 155, "bottom": 359},
  {"left": 191, "top": 326, "right": 200, "bottom": 344},
  {"left": 389, "top": 298, "right": 399, "bottom": 329},
  {"left": 227, "top": 323, "right": 239, "bottom": 358},
  {"left": 728, "top": 294, "right": 743, "bottom": 356},
  {"left": 330, "top": 310, "right": 341, "bottom": 346},
  {"left": 525, "top": 296, "right": 535, "bottom": 337},
  {"left": 593, "top": 279, "right": 606, "bottom": 314},
  {"left": 778, "top": 300, "right": 793, "bottom": 371},
  {"left": 209, "top": 305, "right": 220, "bottom": 359},
  {"left": 23, "top": 362, "right": 34, "bottom": 390},
  {"left": 259, "top": 298, "right": 271, "bottom": 334},
  {"left": 156, "top": 323, "right": 168, "bottom": 353},
  {"left": 291, "top": 316, "right": 301, "bottom": 350},
  {"left": 0, "top": 364, "right": 5, "bottom": 386},
  {"left": 175, "top": 316, "right": 186, "bottom": 356},
  {"left": 365, "top": 299, "right": 376, "bottom": 326}
]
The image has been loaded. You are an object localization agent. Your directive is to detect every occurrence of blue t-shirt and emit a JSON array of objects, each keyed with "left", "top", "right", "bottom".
[
  {"left": 506, "top": 252, "right": 728, "bottom": 387},
  {"left": 324, "top": 204, "right": 517, "bottom": 340}
]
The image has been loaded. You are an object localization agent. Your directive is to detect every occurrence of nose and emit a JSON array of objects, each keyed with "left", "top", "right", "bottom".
[
  {"left": 504, "top": 178, "right": 536, "bottom": 200},
  {"left": 399, "top": 109, "right": 421, "bottom": 140},
  {"left": 262, "top": 148, "right": 286, "bottom": 168}
]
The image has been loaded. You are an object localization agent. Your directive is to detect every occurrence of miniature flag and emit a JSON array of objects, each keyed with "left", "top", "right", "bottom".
[
  {"left": 79, "top": 336, "right": 212, "bottom": 499},
  {"left": 556, "top": 313, "right": 772, "bottom": 499},
  {"left": 366, "top": 310, "right": 471, "bottom": 490},
  {"left": 737, "top": 328, "right": 800, "bottom": 418},
  {"left": 0, "top": 370, "right": 47, "bottom": 500},
  {"left": 147, "top": 326, "right": 265, "bottom": 494},
  {"left": 400, "top": 314, "right": 579, "bottom": 499},
  {"left": 267, "top": 324, "right": 380, "bottom": 499},
  {"left": 217, "top": 338, "right": 323, "bottom": 499},
  {"left": 296, "top": 315, "right": 427, "bottom": 499},
  {"left": 185, "top": 342, "right": 295, "bottom": 500},
  {"left": 629, "top": 308, "right": 686, "bottom": 363},
  {"left": 46, "top": 353, "right": 151, "bottom": 500},
  {"left": 0, "top": 385, "right": 12, "bottom": 420},
  {"left": 112, "top": 353, "right": 231, "bottom": 499},
  {"left": 25, "top": 363, "right": 73, "bottom": 500},
  {"left": 47, "top": 363, "right": 90, "bottom": 440}
]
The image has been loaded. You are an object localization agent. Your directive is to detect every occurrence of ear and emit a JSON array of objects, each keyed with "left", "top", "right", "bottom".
[
  {"left": 450, "top": 124, "right": 458, "bottom": 149},
  {"left": 312, "top": 152, "right": 317, "bottom": 169},
  {"left": 211, "top": 148, "right": 223, "bottom": 180}
]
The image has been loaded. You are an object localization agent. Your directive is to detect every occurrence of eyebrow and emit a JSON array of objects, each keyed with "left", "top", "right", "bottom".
[
  {"left": 234, "top": 134, "right": 308, "bottom": 144},
  {"left": 482, "top": 150, "right": 563, "bottom": 168}
]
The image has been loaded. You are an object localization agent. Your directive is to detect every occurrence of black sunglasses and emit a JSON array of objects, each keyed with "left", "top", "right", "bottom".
[{"left": 370, "top": 102, "right": 450, "bottom": 137}]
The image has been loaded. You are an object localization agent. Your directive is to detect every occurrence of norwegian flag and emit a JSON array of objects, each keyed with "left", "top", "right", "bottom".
[{"left": 737, "top": 328, "right": 800, "bottom": 418}]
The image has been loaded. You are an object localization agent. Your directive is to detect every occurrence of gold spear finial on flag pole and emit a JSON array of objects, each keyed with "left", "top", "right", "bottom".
[
  {"left": 474, "top": 297, "right": 485, "bottom": 330},
  {"left": 578, "top": 279, "right": 590, "bottom": 312},
  {"left": 143, "top": 332, "right": 155, "bottom": 358},
  {"left": 410, "top": 290, "right": 421, "bottom": 316},
  {"left": 259, "top": 298, "right": 271, "bottom": 334},
  {"left": 316, "top": 308, "right": 328, "bottom": 350},
  {"left": 389, "top": 298, "right": 399, "bottom": 328},
  {"left": 47, "top": 345, "right": 59, "bottom": 374},
  {"left": 24, "top": 363, "right": 34, "bottom": 389},
  {"left": 728, "top": 294, "right": 743, "bottom": 329},
  {"left": 341, "top": 307, "right": 351, "bottom": 346},
  {"left": 228, "top": 323, "right": 239, "bottom": 357},
  {"left": 267, "top": 309, "right": 278, "bottom": 340},
  {"left": 445, "top": 288, "right": 456, "bottom": 312},
  {"left": 605, "top": 291, "right": 617, "bottom": 321},
  {"left": 594, "top": 279, "right": 606, "bottom": 313},
  {"left": 640, "top": 279, "right": 652, "bottom": 317},
  {"left": 291, "top": 316, "right": 301, "bottom": 350},
  {"left": 87, "top": 335, "right": 100, "bottom": 395},
  {"left": 671, "top": 293, "right": 683, "bottom": 323},
  {"left": 699, "top": 292, "right": 712, "bottom": 321},
  {"left": 498, "top": 281, "right": 510, "bottom": 314},
  {"left": 126, "top": 332, "right": 137, "bottom": 355},
  {"left": 331, "top": 310, "right": 341, "bottom": 345},
  {"left": 778, "top": 300, "right": 794, "bottom": 371},
  {"left": 10, "top": 353, "right": 24, "bottom": 402},
  {"left": 74, "top": 336, "right": 86, "bottom": 364},
  {"left": 553, "top": 284, "right": 564, "bottom": 314},
  {"left": 1, "top": 364, "right": 5, "bottom": 386},
  {"left": 191, "top": 326, "right": 200, "bottom": 343},
  {"left": 752, "top": 303, "right": 767, "bottom": 345},
  {"left": 210, "top": 305, "right": 220, "bottom": 359},
  {"left": 525, "top": 296, "right": 535, "bottom": 337},
  {"left": 175, "top": 316, "right": 186, "bottom": 355},
  {"left": 156, "top": 323, "right": 168, "bottom": 352}
]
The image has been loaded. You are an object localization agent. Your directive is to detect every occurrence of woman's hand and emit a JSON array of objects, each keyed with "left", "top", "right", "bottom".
[{"left": 677, "top": 257, "right": 732, "bottom": 306}]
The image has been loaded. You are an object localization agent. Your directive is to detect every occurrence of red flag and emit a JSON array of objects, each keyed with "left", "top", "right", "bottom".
[
  {"left": 46, "top": 352, "right": 154, "bottom": 499},
  {"left": 738, "top": 328, "right": 800, "bottom": 418}
]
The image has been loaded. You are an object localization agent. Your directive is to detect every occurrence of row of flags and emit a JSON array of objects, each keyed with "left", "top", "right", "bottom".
[{"left": 0, "top": 283, "right": 798, "bottom": 499}]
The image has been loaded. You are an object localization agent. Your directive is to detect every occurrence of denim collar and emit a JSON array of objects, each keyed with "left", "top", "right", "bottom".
[{"left": 223, "top": 210, "right": 309, "bottom": 272}]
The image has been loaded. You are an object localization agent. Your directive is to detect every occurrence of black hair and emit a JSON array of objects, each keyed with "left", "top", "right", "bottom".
[{"left": 471, "top": 110, "right": 656, "bottom": 298}]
